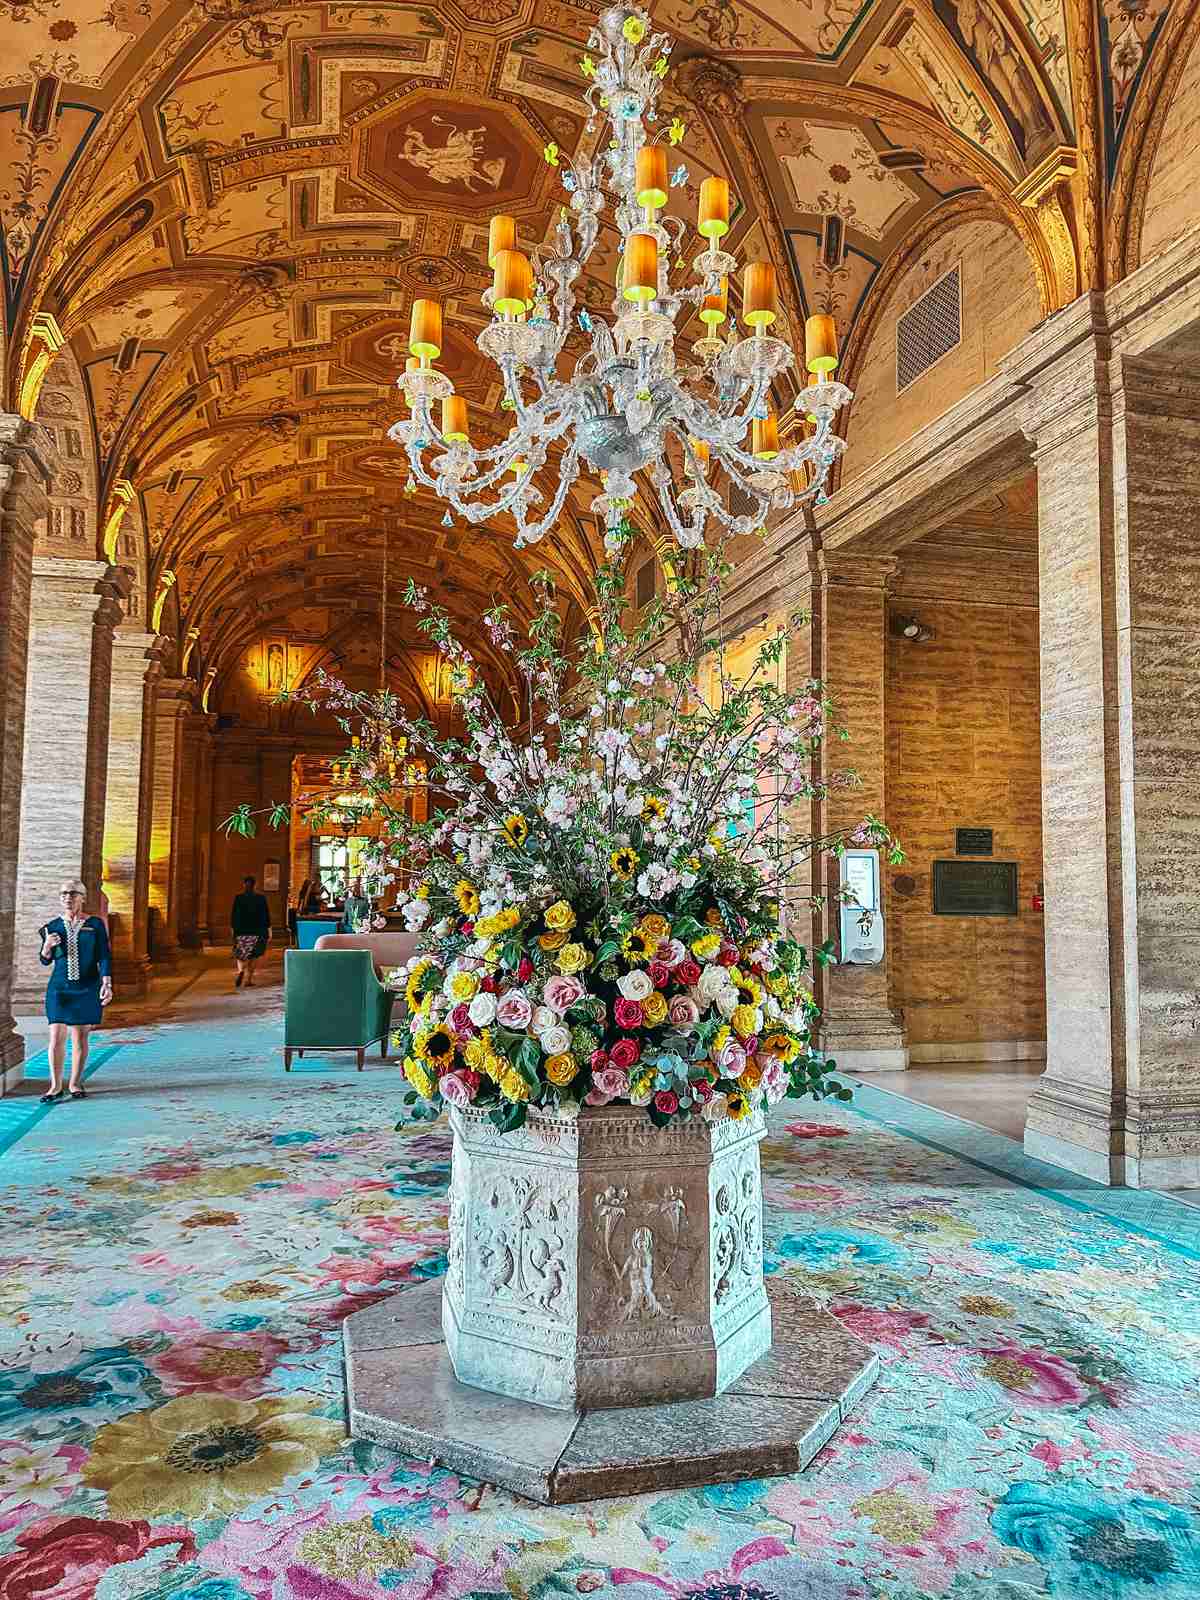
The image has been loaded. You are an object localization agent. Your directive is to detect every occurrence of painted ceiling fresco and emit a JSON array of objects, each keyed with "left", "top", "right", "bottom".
[{"left": 0, "top": 0, "right": 1143, "bottom": 689}]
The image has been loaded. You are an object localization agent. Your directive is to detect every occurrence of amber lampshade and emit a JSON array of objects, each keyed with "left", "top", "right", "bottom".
[
  {"left": 699, "top": 176, "right": 730, "bottom": 240},
  {"left": 805, "top": 311, "right": 839, "bottom": 373},
  {"left": 743, "top": 262, "right": 777, "bottom": 328},
  {"left": 442, "top": 395, "right": 469, "bottom": 444},
  {"left": 752, "top": 413, "right": 780, "bottom": 460},
  {"left": 690, "top": 437, "right": 710, "bottom": 469},
  {"left": 699, "top": 277, "right": 727, "bottom": 326},
  {"left": 623, "top": 232, "right": 658, "bottom": 302},
  {"left": 409, "top": 298, "right": 442, "bottom": 360},
  {"left": 493, "top": 248, "right": 532, "bottom": 316},
  {"left": 636, "top": 144, "right": 668, "bottom": 210},
  {"left": 488, "top": 214, "right": 516, "bottom": 269}
]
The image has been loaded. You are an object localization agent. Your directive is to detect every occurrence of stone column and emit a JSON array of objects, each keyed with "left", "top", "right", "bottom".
[
  {"left": 102, "top": 630, "right": 164, "bottom": 998},
  {"left": 147, "top": 676, "right": 194, "bottom": 969},
  {"left": 0, "top": 418, "right": 54, "bottom": 1086},
  {"left": 1024, "top": 347, "right": 1200, "bottom": 1185},
  {"left": 177, "top": 710, "right": 215, "bottom": 948},
  {"left": 12, "top": 559, "right": 129, "bottom": 1009},
  {"left": 786, "top": 546, "right": 909, "bottom": 1071}
]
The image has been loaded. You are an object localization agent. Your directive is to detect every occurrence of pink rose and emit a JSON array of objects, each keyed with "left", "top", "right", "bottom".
[
  {"left": 449, "top": 1002, "right": 475, "bottom": 1038},
  {"left": 613, "top": 998, "right": 643, "bottom": 1030},
  {"left": 584, "top": 1087, "right": 614, "bottom": 1106},
  {"left": 648, "top": 961, "right": 670, "bottom": 988},
  {"left": 762, "top": 1058, "right": 787, "bottom": 1102},
  {"left": 592, "top": 1065, "right": 630, "bottom": 1099},
  {"left": 668, "top": 995, "right": 699, "bottom": 1027},
  {"left": 609, "top": 1037, "right": 641, "bottom": 1070},
  {"left": 544, "top": 974, "right": 585, "bottom": 1015},
  {"left": 495, "top": 990, "right": 533, "bottom": 1029},
  {"left": 657, "top": 939, "right": 687, "bottom": 968},
  {"left": 718, "top": 1039, "right": 747, "bottom": 1077},
  {"left": 439, "top": 1071, "right": 476, "bottom": 1108},
  {"left": 589, "top": 1048, "right": 609, "bottom": 1072},
  {"left": 653, "top": 1090, "right": 679, "bottom": 1114}
]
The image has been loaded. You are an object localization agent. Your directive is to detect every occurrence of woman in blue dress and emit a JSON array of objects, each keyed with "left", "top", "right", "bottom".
[{"left": 38, "top": 880, "right": 112, "bottom": 1103}]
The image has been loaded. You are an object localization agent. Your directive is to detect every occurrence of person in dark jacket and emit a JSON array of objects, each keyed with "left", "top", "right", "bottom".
[
  {"left": 38, "top": 879, "right": 112, "bottom": 1103},
  {"left": 231, "top": 875, "right": 271, "bottom": 989}
]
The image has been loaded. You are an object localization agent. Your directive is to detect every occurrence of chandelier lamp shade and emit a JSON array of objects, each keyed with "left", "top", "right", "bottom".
[{"left": 388, "top": 3, "right": 852, "bottom": 552}]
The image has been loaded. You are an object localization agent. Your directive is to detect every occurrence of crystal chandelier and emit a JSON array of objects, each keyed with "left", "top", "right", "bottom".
[{"left": 388, "top": 2, "right": 852, "bottom": 553}]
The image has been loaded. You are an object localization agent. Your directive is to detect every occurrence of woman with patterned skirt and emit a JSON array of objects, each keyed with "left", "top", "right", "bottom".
[
  {"left": 231, "top": 874, "right": 272, "bottom": 989},
  {"left": 38, "top": 879, "right": 112, "bottom": 1103}
]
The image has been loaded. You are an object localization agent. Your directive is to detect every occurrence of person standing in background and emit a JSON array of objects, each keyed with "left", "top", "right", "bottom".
[
  {"left": 38, "top": 880, "right": 112, "bottom": 1103},
  {"left": 231, "top": 875, "right": 271, "bottom": 989},
  {"left": 341, "top": 875, "right": 371, "bottom": 932}
]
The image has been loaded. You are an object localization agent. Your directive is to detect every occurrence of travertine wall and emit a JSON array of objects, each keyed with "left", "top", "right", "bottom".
[
  {"left": 885, "top": 596, "right": 1046, "bottom": 1052},
  {"left": 1138, "top": 33, "right": 1200, "bottom": 265},
  {"left": 844, "top": 218, "right": 1041, "bottom": 484},
  {"left": 208, "top": 736, "right": 295, "bottom": 943}
]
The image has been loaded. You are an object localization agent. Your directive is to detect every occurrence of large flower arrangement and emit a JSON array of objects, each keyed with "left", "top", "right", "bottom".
[{"left": 226, "top": 548, "right": 898, "bottom": 1132}]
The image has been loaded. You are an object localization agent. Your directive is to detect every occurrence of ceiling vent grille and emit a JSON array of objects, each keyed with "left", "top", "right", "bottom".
[{"left": 896, "top": 263, "right": 961, "bottom": 393}]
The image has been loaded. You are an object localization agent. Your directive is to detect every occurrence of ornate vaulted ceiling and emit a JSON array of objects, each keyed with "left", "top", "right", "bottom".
[{"left": 0, "top": 0, "right": 1148, "bottom": 696}]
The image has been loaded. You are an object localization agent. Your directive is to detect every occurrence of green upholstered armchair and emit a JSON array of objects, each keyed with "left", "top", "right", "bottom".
[{"left": 283, "top": 949, "right": 396, "bottom": 1071}]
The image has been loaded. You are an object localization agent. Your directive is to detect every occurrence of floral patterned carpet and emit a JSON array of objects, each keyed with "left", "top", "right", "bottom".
[{"left": 2, "top": 966, "right": 1199, "bottom": 1600}]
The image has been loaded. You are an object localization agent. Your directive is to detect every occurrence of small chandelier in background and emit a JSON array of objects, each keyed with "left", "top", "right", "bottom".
[{"left": 388, "top": 3, "right": 851, "bottom": 554}]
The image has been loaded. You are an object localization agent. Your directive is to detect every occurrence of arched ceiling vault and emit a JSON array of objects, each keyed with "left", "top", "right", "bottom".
[{"left": 1, "top": 0, "right": 1097, "bottom": 678}]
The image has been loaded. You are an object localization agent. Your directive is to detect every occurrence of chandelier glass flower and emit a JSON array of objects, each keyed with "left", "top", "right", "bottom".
[{"left": 388, "top": 3, "right": 852, "bottom": 553}]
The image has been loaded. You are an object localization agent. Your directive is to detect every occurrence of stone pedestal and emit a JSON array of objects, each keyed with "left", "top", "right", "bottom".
[
  {"left": 443, "top": 1103, "right": 771, "bottom": 1411},
  {"left": 12, "top": 558, "right": 128, "bottom": 1011},
  {"left": 0, "top": 418, "right": 54, "bottom": 1084}
]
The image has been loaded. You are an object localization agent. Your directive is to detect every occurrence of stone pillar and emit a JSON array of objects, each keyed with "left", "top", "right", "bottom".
[
  {"left": 1024, "top": 348, "right": 1200, "bottom": 1185},
  {"left": 12, "top": 559, "right": 129, "bottom": 1009},
  {"left": 0, "top": 418, "right": 54, "bottom": 1086},
  {"left": 177, "top": 710, "right": 215, "bottom": 948},
  {"left": 147, "top": 676, "right": 194, "bottom": 969},
  {"left": 102, "top": 630, "right": 164, "bottom": 998},
  {"left": 787, "top": 546, "right": 909, "bottom": 1071}
]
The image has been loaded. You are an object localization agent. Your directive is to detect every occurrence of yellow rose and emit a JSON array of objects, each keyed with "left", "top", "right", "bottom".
[
  {"left": 462, "top": 1037, "right": 486, "bottom": 1071},
  {"left": 499, "top": 1069, "right": 531, "bottom": 1102},
  {"left": 404, "top": 1057, "right": 436, "bottom": 1097},
  {"left": 639, "top": 914, "right": 671, "bottom": 942},
  {"left": 641, "top": 991, "right": 668, "bottom": 1026},
  {"left": 545, "top": 1053, "right": 578, "bottom": 1086},
  {"left": 449, "top": 971, "right": 480, "bottom": 1002},
  {"left": 539, "top": 929, "right": 569, "bottom": 952},
  {"left": 556, "top": 942, "right": 590, "bottom": 974},
  {"left": 545, "top": 900, "right": 577, "bottom": 932},
  {"left": 731, "top": 1004, "right": 758, "bottom": 1039},
  {"left": 740, "top": 1059, "right": 764, "bottom": 1090}
]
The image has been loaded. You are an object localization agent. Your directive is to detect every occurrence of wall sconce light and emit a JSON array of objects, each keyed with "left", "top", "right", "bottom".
[{"left": 892, "top": 614, "right": 934, "bottom": 643}]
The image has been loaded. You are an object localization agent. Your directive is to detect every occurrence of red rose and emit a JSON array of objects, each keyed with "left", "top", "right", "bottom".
[
  {"left": 517, "top": 956, "right": 534, "bottom": 982},
  {"left": 676, "top": 958, "right": 701, "bottom": 986},
  {"left": 449, "top": 1003, "right": 475, "bottom": 1037},
  {"left": 692, "top": 1078, "right": 714, "bottom": 1103},
  {"left": 613, "top": 998, "right": 643, "bottom": 1030},
  {"left": 461, "top": 920, "right": 475, "bottom": 935},
  {"left": 647, "top": 961, "right": 670, "bottom": 988},
  {"left": 589, "top": 1048, "right": 609, "bottom": 1072},
  {"left": 718, "top": 943, "right": 738, "bottom": 966},
  {"left": 463, "top": 1069, "right": 482, "bottom": 1091},
  {"left": 609, "top": 1037, "right": 640, "bottom": 1069},
  {"left": 480, "top": 975, "right": 498, "bottom": 993},
  {"left": 0, "top": 1517, "right": 196, "bottom": 1600},
  {"left": 653, "top": 1090, "right": 679, "bottom": 1114}
]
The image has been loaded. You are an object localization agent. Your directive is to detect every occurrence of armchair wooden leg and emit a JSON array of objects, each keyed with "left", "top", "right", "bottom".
[
  {"left": 356, "top": 1047, "right": 365, "bottom": 1071},
  {"left": 284, "top": 1049, "right": 292, "bottom": 1072},
  {"left": 379, "top": 1036, "right": 388, "bottom": 1059}
]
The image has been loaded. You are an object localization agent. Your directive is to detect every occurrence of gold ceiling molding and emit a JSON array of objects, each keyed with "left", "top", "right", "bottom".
[
  {"left": 18, "top": 312, "right": 66, "bottom": 421},
  {"left": 1014, "top": 146, "right": 1081, "bottom": 305}
]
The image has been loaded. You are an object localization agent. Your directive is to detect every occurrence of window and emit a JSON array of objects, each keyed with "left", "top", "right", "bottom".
[
  {"left": 896, "top": 262, "right": 961, "bottom": 393},
  {"left": 310, "top": 835, "right": 369, "bottom": 899},
  {"left": 635, "top": 557, "right": 655, "bottom": 609}
]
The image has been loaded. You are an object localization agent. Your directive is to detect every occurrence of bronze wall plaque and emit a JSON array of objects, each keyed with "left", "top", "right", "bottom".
[
  {"left": 933, "top": 859, "right": 1018, "bottom": 916},
  {"left": 955, "top": 827, "right": 994, "bottom": 855}
]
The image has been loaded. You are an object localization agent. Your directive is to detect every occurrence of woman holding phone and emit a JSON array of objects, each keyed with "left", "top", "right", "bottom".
[{"left": 38, "top": 880, "right": 112, "bottom": 1103}]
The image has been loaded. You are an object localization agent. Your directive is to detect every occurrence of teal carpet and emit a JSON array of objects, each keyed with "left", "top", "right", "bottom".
[{"left": 1, "top": 982, "right": 1198, "bottom": 1600}]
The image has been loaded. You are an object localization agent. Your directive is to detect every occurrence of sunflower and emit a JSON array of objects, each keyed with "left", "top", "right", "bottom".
[
  {"left": 727, "top": 1091, "right": 752, "bottom": 1120},
  {"left": 413, "top": 1027, "right": 455, "bottom": 1071},
  {"left": 82, "top": 1394, "right": 344, "bottom": 1519},
  {"left": 453, "top": 880, "right": 480, "bottom": 917},
  {"left": 476, "top": 906, "right": 519, "bottom": 937},
  {"left": 762, "top": 1030, "right": 800, "bottom": 1063},
  {"left": 641, "top": 795, "right": 667, "bottom": 822},
  {"left": 734, "top": 972, "right": 763, "bottom": 1006},
  {"left": 502, "top": 813, "right": 529, "bottom": 847},
  {"left": 691, "top": 932, "right": 721, "bottom": 961},
  {"left": 621, "top": 927, "right": 655, "bottom": 960},
  {"left": 404, "top": 958, "right": 436, "bottom": 1012},
  {"left": 610, "top": 847, "right": 638, "bottom": 881}
]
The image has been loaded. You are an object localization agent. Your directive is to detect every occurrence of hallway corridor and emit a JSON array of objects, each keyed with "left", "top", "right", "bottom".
[{"left": 1, "top": 972, "right": 1198, "bottom": 1598}]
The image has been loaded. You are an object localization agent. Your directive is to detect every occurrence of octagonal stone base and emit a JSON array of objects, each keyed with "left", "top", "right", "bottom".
[
  {"left": 443, "top": 1102, "right": 772, "bottom": 1411},
  {"left": 344, "top": 1278, "right": 879, "bottom": 1504}
]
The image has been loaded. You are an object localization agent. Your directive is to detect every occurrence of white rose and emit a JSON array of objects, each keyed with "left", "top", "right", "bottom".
[
  {"left": 716, "top": 987, "right": 739, "bottom": 1019},
  {"left": 402, "top": 899, "right": 430, "bottom": 930},
  {"left": 617, "top": 969, "right": 653, "bottom": 1002},
  {"left": 701, "top": 1092, "right": 729, "bottom": 1123},
  {"left": 697, "top": 964, "right": 728, "bottom": 1002},
  {"left": 540, "top": 1024, "right": 571, "bottom": 1056},
  {"left": 468, "top": 992, "right": 497, "bottom": 1027},
  {"left": 531, "top": 1005, "right": 557, "bottom": 1036}
]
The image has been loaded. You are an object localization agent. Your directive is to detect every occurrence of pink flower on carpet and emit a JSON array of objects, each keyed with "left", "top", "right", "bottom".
[
  {"left": 315, "top": 1252, "right": 412, "bottom": 1290},
  {"left": 832, "top": 1303, "right": 933, "bottom": 1355},
  {"left": 0, "top": 1443, "right": 87, "bottom": 1535},
  {"left": 0, "top": 1516, "right": 194, "bottom": 1600},
  {"left": 975, "top": 1341, "right": 1088, "bottom": 1407},
  {"left": 150, "top": 1329, "right": 293, "bottom": 1398},
  {"left": 785, "top": 1122, "right": 849, "bottom": 1139}
]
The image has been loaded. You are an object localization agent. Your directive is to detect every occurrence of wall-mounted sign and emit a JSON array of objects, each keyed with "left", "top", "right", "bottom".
[
  {"left": 933, "top": 859, "right": 1017, "bottom": 916},
  {"left": 263, "top": 860, "right": 281, "bottom": 892},
  {"left": 955, "top": 827, "right": 994, "bottom": 856}
]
